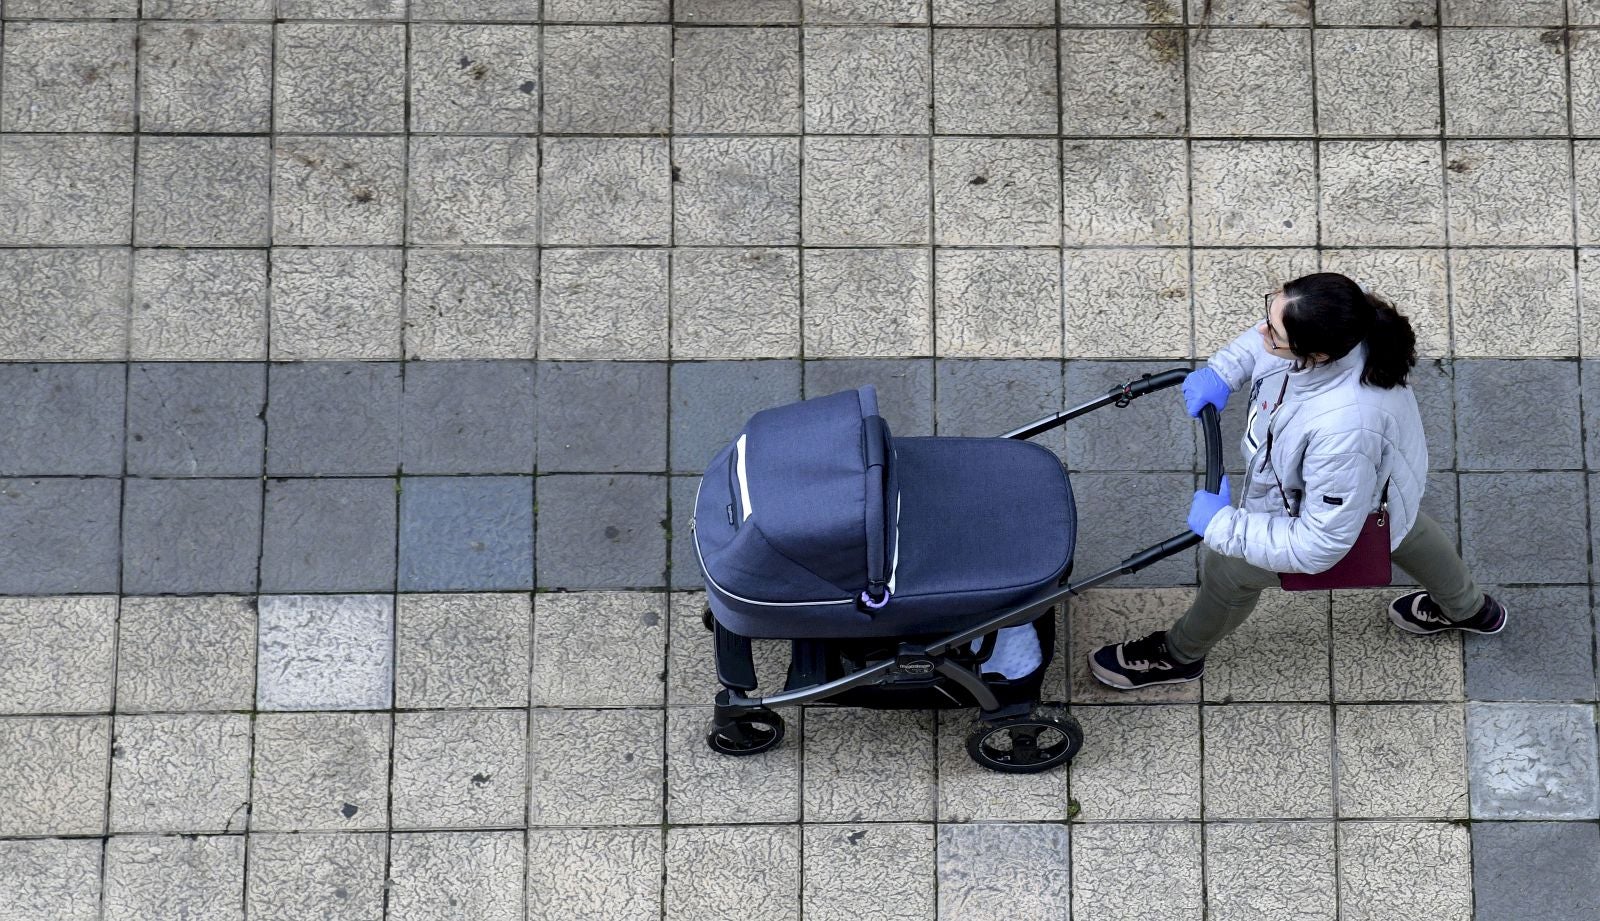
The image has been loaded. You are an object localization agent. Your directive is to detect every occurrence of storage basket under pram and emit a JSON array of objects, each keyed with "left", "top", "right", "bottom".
[{"left": 692, "top": 369, "right": 1223, "bottom": 773}]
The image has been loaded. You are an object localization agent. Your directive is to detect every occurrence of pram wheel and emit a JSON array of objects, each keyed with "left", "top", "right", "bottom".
[
  {"left": 965, "top": 703, "right": 1082, "bottom": 774},
  {"left": 702, "top": 608, "right": 716, "bottom": 632},
  {"left": 706, "top": 708, "right": 785, "bottom": 757}
]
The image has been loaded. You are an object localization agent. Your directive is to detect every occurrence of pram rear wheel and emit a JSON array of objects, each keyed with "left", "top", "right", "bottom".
[
  {"left": 706, "top": 708, "right": 785, "bottom": 756},
  {"left": 965, "top": 703, "right": 1082, "bottom": 774},
  {"left": 702, "top": 608, "right": 716, "bottom": 632}
]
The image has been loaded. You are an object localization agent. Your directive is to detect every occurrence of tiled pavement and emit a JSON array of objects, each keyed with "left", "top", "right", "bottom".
[{"left": 3, "top": 1, "right": 1600, "bottom": 919}]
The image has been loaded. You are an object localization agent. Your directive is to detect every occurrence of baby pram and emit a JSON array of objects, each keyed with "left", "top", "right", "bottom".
[{"left": 691, "top": 369, "right": 1223, "bottom": 773}]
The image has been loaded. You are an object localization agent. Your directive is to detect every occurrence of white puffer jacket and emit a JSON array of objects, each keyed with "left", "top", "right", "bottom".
[{"left": 1201, "top": 326, "right": 1429, "bottom": 574}]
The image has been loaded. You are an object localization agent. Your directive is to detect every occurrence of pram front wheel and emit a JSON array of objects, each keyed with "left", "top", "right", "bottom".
[
  {"left": 965, "top": 703, "right": 1082, "bottom": 774},
  {"left": 706, "top": 707, "right": 785, "bottom": 756}
]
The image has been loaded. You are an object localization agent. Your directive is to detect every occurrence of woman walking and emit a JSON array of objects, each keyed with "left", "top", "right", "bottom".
[{"left": 1091, "top": 272, "right": 1506, "bottom": 689}]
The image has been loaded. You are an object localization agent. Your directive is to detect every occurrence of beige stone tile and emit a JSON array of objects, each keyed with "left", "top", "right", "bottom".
[
  {"left": 1192, "top": 248, "right": 1319, "bottom": 356},
  {"left": 665, "top": 825, "right": 799, "bottom": 921},
  {"left": 1064, "top": 249, "right": 1191, "bottom": 360},
  {"left": 933, "top": 137, "right": 1061, "bottom": 246},
  {"left": 803, "top": 824, "right": 934, "bottom": 921},
  {"left": 1580, "top": 249, "right": 1600, "bottom": 358},
  {"left": 1441, "top": 28, "right": 1568, "bottom": 136},
  {"left": 1337, "top": 703, "right": 1469, "bottom": 818},
  {"left": 1069, "top": 704, "right": 1201, "bottom": 820},
  {"left": 1205, "top": 823, "right": 1336, "bottom": 921},
  {"left": 1337, "top": 823, "right": 1472, "bottom": 921},
  {"left": 0, "top": 716, "right": 109, "bottom": 836},
  {"left": 1202, "top": 590, "right": 1331, "bottom": 703},
  {"left": 1191, "top": 141, "right": 1316, "bottom": 247},
  {"left": 1570, "top": 29, "right": 1600, "bottom": 134},
  {"left": 671, "top": 248, "right": 801, "bottom": 360},
  {"left": 1450, "top": 248, "right": 1577, "bottom": 357},
  {"left": 803, "top": 249, "right": 932, "bottom": 358},
  {"left": 1314, "top": 29, "right": 1441, "bottom": 135},
  {"left": 666, "top": 707, "right": 800, "bottom": 824},
  {"left": 1331, "top": 588, "right": 1463, "bottom": 701},
  {"left": 1203, "top": 703, "right": 1334, "bottom": 818},
  {"left": 939, "top": 823, "right": 1071, "bottom": 921},
  {"left": 1444, "top": 140, "right": 1572, "bottom": 246},
  {"left": 1320, "top": 141, "right": 1445, "bottom": 247},
  {"left": 538, "top": 249, "right": 668, "bottom": 360},
  {"left": 108, "top": 713, "right": 252, "bottom": 834},
  {"left": 528, "top": 708, "right": 663, "bottom": 826},
  {"left": 527, "top": 828, "right": 662, "bottom": 921},
  {"left": 1060, "top": 0, "right": 1182, "bottom": 23},
  {"left": 802, "top": 708, "right": 935, "bottom": 823},
  {"left": 935, "top": 249, "right": 1061, "bottom": 359},
  {"left": 1072, "top": 824, "right": 1204, "bottom": 921},
  {"left": 250, "top": 712, "right": 390, "bottom": 832},
  {"left": 1070, "top": 588, "right": 1201, "bottom": 703},
  {"left": 1061, "top": 139, "right": 1188, "bottom": 246},
  {"left": 403, "top": 248, "right": 539, "bottom": 361},
  {"left": 935, "top": 709, "right": 1070, "bottom": 821},
  {"left": 1059, "top": 28, "right": 1187, "bottom": 136},
  {"left": 1318, "top": 249, "right": 1450, "bottom": 359},
  {"left": 0, "top": 596, "right": 116, "bottom": 715},
  {"left": 391, "top": 710, "right": 527, "bottom": 829},
  {"left": 1188, "top": 28, "right": 1313, "bottom": 135},
  {"left": 665, "top": 592, "right": 791, "bottom": 705},
  {"left": 532, "top": 592, "right": 666, "bottom": 707}
]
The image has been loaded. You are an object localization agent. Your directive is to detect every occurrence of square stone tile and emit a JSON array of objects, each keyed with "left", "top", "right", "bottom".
[
  {"left": 1071, "top": 824, "right": 1202, "bottom": 921},
  {"left": 6, "top": 0, "right": 139, "bottom": 16},
  {"left": 1442, "top": 0, "right": 1564, "bottom": 23},
  {"left": 392, "top": 710, "right": 526, "bottom": 829},
  {"left": 251, "top": 712, "right": 390, "bottom": 832},
  {"left": 1583, "top": 252, "right": 1600, "bottom": 358},
  {"left": 146, "top": 0, "right": 272, "bottom": 14},
  {"left": 1189, "top": 28, "right": 1312, "bottom": 135},
  {"left": 665, "top": 592, "right": 791, "bottom": 702},
  {"left": 396, "top": 594, "right": 530, "bottom": 709},
  {"left": 1313, "top": 29, "right": 1441, "bottom": 135},
  {"left": 1063, "top": 249, "right": 1191, "bottom": 359},
  {"left": 1472, "top": 822, "right": 1600, "bottom": 921},
  {"left": 138, "top": 22, "right": 271, "bottom": 132},
  {"left": 272, "top": 136, "right": 405, "bottom": 246},
  {"left": 802, "top": 709, "right": 935, "bottom": 823},
  {"left": 802, "top": 248, "right": 931, "bottom": 357},
  {"left": 399, "top": 477, "right": 533, "bottom": 591},
  {"left": 410, "top": 24, "right": 540, "bottom": 133},
  {"left": 1061, "top": 139, "right": 1187, "bottom": 246},
  {"left": 1456, "top": 359, "right": 1582, "bottom": 470},
  {"left": 410, "top": 0, "right": 540, "bottom": 17},
  {"left": 1319, "top": 250, "right": 1450, "bottom": 358},
  {"left": 933, "top": 28, "right": 1056, "bottom": 134},
  {"left": 676, "top": 0, "right": 800, "bottom": 20},
  {"left": 404, "top": 249, "right": 540, "bottom": 360},
  {"left": 1069, "top": 704, "right": 1201, "bottom": 820},
  {"left": 126, "top": 362, "right": 265, "bottom": 477},
  {"left": 103, "top": 836, "right": 245, "bottom": 921},
  {"left": 1059, "top": 28, "right": 1187, "bottom": 135},
  {"left": 936, "top": 710, "right": 1070, "bottom": 821},
  {"left": 1577, "top": 0, "right": 1600, "bottom": 25},
  {"left": 1319, "top": 141, "right": 1445, "bottom": 247},
  {"left": 0, "top": 716, "right": 108, "bottom": 836},
  {"left": 0, "top": 479, "right": 121, "bottom": 594},
  {"left": 803, "top": 136, "right": 928, "bottom": 245},
  {"left": 0, "top": 597, "right": 115, "bottom": 715},
  {"left": 1065, "top": 360, "right": 1193, "bottom": 470},
  {"left": 669, "top": 360, "right": 801, "bottom": 474},
  {"left": 0, "top": 248, "right": 129, "bottom": 362},
  {"left": 803, "top": 27, "right": 928, "bottom": 133},
  {"left": 0, "top": 134, "right": 134, "bottom": 245},
  {"left": 1070, "top": 588, "right": 1201, "bottom": 703},
  {"left": 528, "top": 708, "right": 663, "bottom": 825},
  {"left": 408, "top": 137, "right": 539, "bottom": 245},
  {"left": 273, "top": 23, "right": 405, "bottom": 132},
  {"left": 1452, "top": 248, "right": 1577, "bottom": 357},
  {"left": 936, "top": 359, "right": 1065, "bottom": 456},
  {"left": 539, "top": 249, "right": 668, "bottom": 359},
  {"left": 670, "top": 248, "right": 801, "bottom": 359},
  {"left": 1461, "top": 472, "right": 1588, "bottom": 584},
  {"left": 131, "top": 249, "right": 266, "bottom": 361},
  {"left": 388, "top": 832, "right": 523, "bottom": 921},
  {"left": 116, "top": 596, "right": 255, "bottom": 713},
  {"left": 1337, "top": 823, "right": 1472, "bottom": 921},
  {"left": 547, "top": 0, "right": 669, "bottom": 17},
  {"left": 531, "top": 591, "right": 666, "bottom": 706},
  {"left": 1445, "top": 140, "right": 1572, "bottom": 246},
  {"left": 1068, "top": 473, "right": 1194, "bottom": 586},
  {"left": 1337, "top": 704, "right": 1469, "bottom": 818},
  {"left": 0, "top": 363, "right": 124, "bottom": 477},
  {"left": 1192, "top": 141, "right": 1317, "bottom": 247},
  {"left": 667, "top": 708, "right": 801, "bottom": 823},
  {"left": 0, "top": 22, "right": 136, "bottom": 132},
  {"left": 1572, "top": 31, "right": 1600, "bottom": 135},
  {"left": 0, "top": 839, "right": 101, "bottom": 921},
  {"left": 672, "top": 137, "right": 800, "bottom": 246},
  {"left": 1315, "top": 0, "right": 1436, "bottom": 23},
  {"left": 1201, "top": 590, "right": 1331, "bottom": 702},
  {"left": 270, "top": 247, "right": 401, "bottom": 360},
  {"left": 1442, "top": 28, "right": 1568, "bottom": 135},
  {"left": 260, "top": 478, "right": 396, "bottom": 593},
  {"left": 806, "top": 0, "right": 926, "bottom": 21},
  {"left": 1332, "top": 588, "right": 1464, "bottom": 701},
  {"left": 673, "top": 26, "right": 801, "bottom": 133},
  {"left": 266, "top": 361, "right": 401, "bottom": 475},
  {"left": 122, "top": 478, "right": 262, "bottom": 595},
  {"left": 1390, "top": 472, "right": 1461, "bottom": 587},
  {"left": 402, "top": 361, "right": 536, "bottom": 475},
  {"left": 803, "top": 359, "right": 937, "bottom": 434},
  {"left": 535, "top": 476, "right": 667, "bottom": 589},
  {"left": 804, "top": 824, "right": 934, "bottom": 921},
  {"left": 543, "top": 25, "right": 669, "bottom": 133},
  {"left": 933, "top": 138, "right": 1060, "bottom": 246},
  {"left": 135, "top": 136, "right": 269, "bottom": 246},
  {"left": 539, "top": 136, "right": 666, "bottom": 245},
  {"left": 670, "top": 476, "right": 703, "bottom": 590},
  {"left": 1189, "top": 0, "right": 1311, "bottom": 23},
  {"left": 1577, "top": 145, "right": 1600, "bottom": 245},
  {"left": 1467, "top": 585, "right": 1597, "bottom": 701},
  {"left": 1191, "top": 248, "right": 1319, "bottom": 354},
  {"left": 938, "top": 0, "right": 1054, "bottom": 23},
  {"left": 536, "top": 361, "right": 667, "bottom": 472},
  {"left": 279, "top": 0, "right": 407, "bottom": 14},
  {"left": 256, "top": 595, "right": 393, "bottom": 711},
  {"left": 1204, "top": 704, "right": 1333, "bottom": 818},
  {"left": 665, "top": 826, "right": 799, "bottom": 921},
  {"left": 935, "top": 249, "right": 1061, "bottom": 358},
  {"left": 246, "top": 833, "right": 387, "bottom": 921},
  {"left": 938, "top": 823, "right": 1069, "bottom": 921},
  {"left": 109, "top": 713, "right": 251, "bottom": 834},
  {"left": 528, "top": 828, "right": 663, "bottom": 921},
  {"left": 1467, "top": 702, "right": 1600, "bottom": 818},
  {"left": 1205, "top": 823, "right": 1336, "bottom": 921}
]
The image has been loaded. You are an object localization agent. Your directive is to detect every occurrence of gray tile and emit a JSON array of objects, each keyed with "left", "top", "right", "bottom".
[
  {"left": 536, "top": 362, "right": 668, "bottom": 472},
  {"left": 1466, "top": 586, "right": 1598, "bottom": 701},
  {"left": 673, "top": 27, "right": 801, "bottom": 133},
  {"left": 402, "top": 361, "right": 536, "bottom": 475},
  {"left": 1065, "top": 360, "right": 1195, "bottom": 471},
  {"left": 539, "top": 137, "right": 668, "bottom": 245},
  {"left": 803, "top": 359, "right": 935, "bottom": 436},
  {"left": 256, "top": 595, "right": 393, "bottom": 711},
  {"left": 935, "top": 359, "right": 1066, "bottom": 457},
  {"left": 108, "top": 713, "right": 252, "bottom": 834},
  {"left": 802, "top": 27, "right": 929, "bottom": 134},
  {"left": 669, "top": 360, "right": 802, "bottom": 474},
  {"left": 138, "top": 22, "right": 272, "bottom": 133},
  {"left": 398, "top": 476, "right": 534, "bottom": 592},
  {"left": 543, "top": 25, "right": 671, "bottom": 133},
  {"left": 546, "top": 0, "right": 669, "bottom": 18},
  {"left": 664, "top": 826, "right": 800, "bottom": 921},
  {"left": 1467, "top": 702, "right": 1600, "bottom": 818},
  {"left": 408, "top": 137, "right": 540, "bottom": 245},
  {"left": 1472, "top": 822, "right": 1600, "bottom": 921},
  {"left": 273, "top": 23, "right": 406, "bottom": 132},
  {"left": 396, "top": 594, "right": 531, "bottom": 709},
  {"left": 270, "top": 247, "right": 403, "bottom": 361},
  {"left": 5, "top": 0, "right": 139, "bottom": 16},
  {"left": 1, "top": 249, "right": 130, "bottom": 362},
  {"left": 409, "top": 24, "right": 540, "bottom": 133},
  {"left": 534, "top": 474, "right": 667, "bottom": 589},
  {"left": 802, "top": 136, "right": 929, "bottom": 245},
  {"left": 272, "top": 136, "right": 406, "bottom": 246},
  {"left": 132, "top": 249, "right": 267, "bottom": 361},
  {"left": 0, "top": 839, "right": 101, "bottom": 921},
  {"left": 672, "top": 137, "right": 801, "bottom": 246},
  {"left": 676, "top": 0, "right": 799, "bottom": 20},
  {"left": 116, "top": 596, "right": 256, "bottom": 713},
  {"left": 278, "top": 0, "right": 407, "bottom": 14},
  {"left": 266, "top": 362, "right": 401, "bottom": 476},
  {"left": 932, "top": 137, "right": 1061, "bottom": 246},
  {"left": 0, "top": 134, "right": 134, "bottom": 245},
  {"left": 1461, "top": 472, "right": 1588, "bottom": 584},
  {"left": 1314, "top": 0, "right": 1436, "bottom": 24},
  {"left": 1410, "top": 359, "right": 1455, "bottom": 471},
  {"left": 1393, "top": 472, "right": 1459, "bottom": 586},
  {"left": 126, "top": 363, "right": 265, "bottom": 477},
  {"left": 670, "top": 476, "right": 704, "bottom": 590},
  {"left": 803, "top": 824, "right": 935, "bottom": 921},
  {"left": 245, "top": 833, "right": 388, "bottom": 921},
  {"left": 134, "top": 136, "right": 270, "bottom": 247},
  {"left": 0, "top": 716, "right": 109, "bottom": 836},
  {"left": 1580, "top": 360, "right": 1600, "bottom": 468},
  {"left": 0, "top": 22, "right": 136, "bottom": 132},
  {"left": 410, "top": 0, "right": 540, "bottom": 18},
  {"left": 0, "top": 478, "right": 121, "bottom": 594},
  {"left": 0, "top": 597, "right": 116, "bottom": 715},
  {"left": 806, "top": 0, "right": 926, "bottom": 21},
  {"left": 403, "top": 249, "right": 540, "bottom": 360},
  {"left": 260, "top": 478, "right": 396, "bottom": 593},
  {"left": 1442, "top": 0, "right": 1564, "bottom": 23},
  {"left": 392, "top": 710, "right": 527, "bottom": 829},
  {"left": 122, "top": 478, "right": 262, "bottom": 595},
  {"left": 527, "top": 708, "right": 664, "bottom": 825},
  {"left": 1068, "top": 473, "right": 1195, "bottom": 585},
  {"left": 386, "top": 832, "right": 524, "bottom": 921},
  {"left": 932, "top": 28, "right": 1057, "bottom": 134},
  {"left": 103, "top": 835, "right": 244, "bottom": 921},
  {"left": 146, "top": 0, "right": 272, "bottom": 14},
  {"left": 0, "top": 363, "right": 125, "bottom": 477},
  {"left": 527, "top": 829, "right": 663, "bottom": 921},
  {"left": 250, "top": 712, "right": 391, "bottom": 832}
]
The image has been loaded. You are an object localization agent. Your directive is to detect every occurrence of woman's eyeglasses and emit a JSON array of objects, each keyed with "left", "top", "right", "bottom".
[{"left": 1262, "top": 292, "right": 1286, "bottom": 349}]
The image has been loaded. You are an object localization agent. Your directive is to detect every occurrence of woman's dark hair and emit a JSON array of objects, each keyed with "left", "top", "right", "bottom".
[{"left": 1279, "top": 272, "right": 1417, "bottom": 389}]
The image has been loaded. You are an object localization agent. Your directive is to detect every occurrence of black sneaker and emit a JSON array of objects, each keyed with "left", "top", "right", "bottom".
[
  {"left": 1089, "top": 631, "right": 1204, "bottom": 690},
  {"left": 1388, "top": 591, "right": 1508, "bottom": 635}
]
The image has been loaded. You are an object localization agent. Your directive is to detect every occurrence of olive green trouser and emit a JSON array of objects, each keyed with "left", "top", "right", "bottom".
[{"left": 1165, "top": 511, "right": 1484, "bottom": 665}]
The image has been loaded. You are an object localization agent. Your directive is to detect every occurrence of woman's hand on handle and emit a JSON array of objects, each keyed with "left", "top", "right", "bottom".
[
  {"left": 1182, "top": 367, "right": 1231, "bottom": 418},
  {"left": 1187, "top": 475, "right": 1231, "bottom": 538}
]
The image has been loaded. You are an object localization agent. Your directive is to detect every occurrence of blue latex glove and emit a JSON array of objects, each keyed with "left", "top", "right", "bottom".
[
  {"left": 1182, "top": 367, "right": 1231, "bottom": 418},
  {"left": 1188, "top": 475, "right": 1231, "bottom": 537}
]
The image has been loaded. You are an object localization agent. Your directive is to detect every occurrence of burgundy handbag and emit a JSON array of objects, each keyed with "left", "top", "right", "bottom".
[{"left": 1278, "top": 482, "right": 1391, "bottom": 591}]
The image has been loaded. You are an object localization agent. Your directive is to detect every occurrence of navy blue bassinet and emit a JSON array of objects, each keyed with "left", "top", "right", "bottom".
[{"left": 692, "top": 386, "right": 1077, "bottom": 639}]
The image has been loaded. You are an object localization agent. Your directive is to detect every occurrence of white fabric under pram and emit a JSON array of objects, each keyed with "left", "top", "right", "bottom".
[{"left": 968, "top": 624, "right": 1043, "bottom": 679}]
